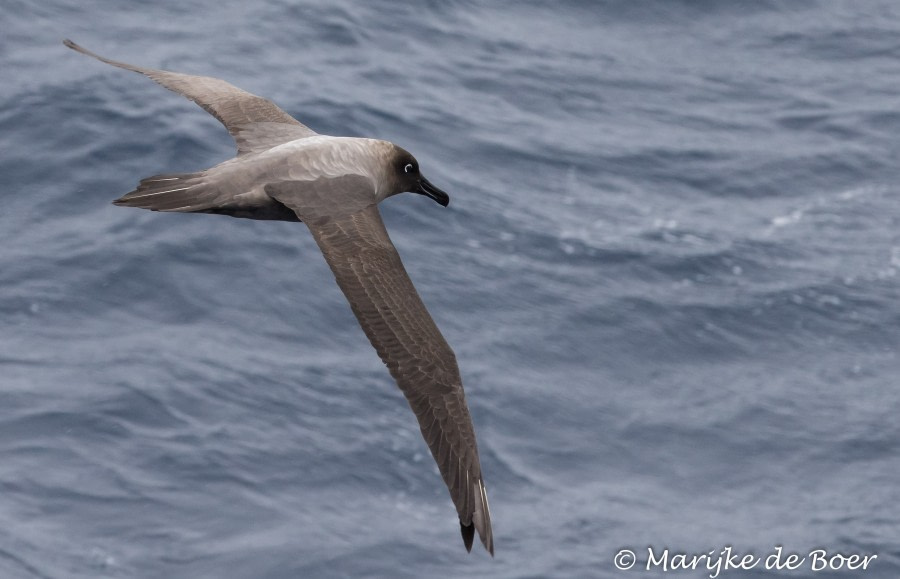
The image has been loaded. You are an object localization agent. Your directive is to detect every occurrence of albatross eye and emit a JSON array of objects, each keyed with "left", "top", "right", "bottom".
[{"left": 404, "top": 163, "right": 414, "bottom": 173}]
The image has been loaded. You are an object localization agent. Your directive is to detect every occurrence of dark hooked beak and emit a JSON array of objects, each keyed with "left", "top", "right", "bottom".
[{"left": 417, "top": 176, "right": 450, "bottom": 207}]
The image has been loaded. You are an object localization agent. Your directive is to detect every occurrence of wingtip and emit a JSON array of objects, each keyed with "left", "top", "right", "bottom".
[
  {"left": 63, "top": 38, "right": 83, "bottom": 52},
  {"left": 460, "top": 521, "right": 474, "bottom": 553},
  {"left": 460, "top": 518, "right": 494, "bottom": 557},
  {"left": 62, "top": 39, "right": 110, "bottom": 64},
  {"left": 471, "top": 478, "right": 494, "bottom": 556},
  {"left": 481, "top": 527, "right": 495, "bottom": 557}
]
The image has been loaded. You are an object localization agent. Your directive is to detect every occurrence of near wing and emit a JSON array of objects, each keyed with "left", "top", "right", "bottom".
[
  {"left": 267, "top": 180, "right": 494, "bottom": 555},
  {"left": 63, "top": 39, "right": 316, "bottom": 154}
]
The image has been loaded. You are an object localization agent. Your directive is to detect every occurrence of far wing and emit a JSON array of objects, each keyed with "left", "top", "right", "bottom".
[
  {"left": 267, "top": 180, "right": 494, "bottom": 555},
  {"left": 64, "top": 39, "right": 317, "bottom": 154}
]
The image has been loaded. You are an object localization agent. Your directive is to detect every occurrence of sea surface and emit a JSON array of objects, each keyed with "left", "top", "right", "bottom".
[{"left": 2, "top": 1, "right": 900, "bottom": 578}]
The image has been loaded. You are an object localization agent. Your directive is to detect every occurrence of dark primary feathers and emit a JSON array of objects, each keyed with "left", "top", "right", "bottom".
[{"left": 64, "top": 40, "right": 494, "bottom": 554}]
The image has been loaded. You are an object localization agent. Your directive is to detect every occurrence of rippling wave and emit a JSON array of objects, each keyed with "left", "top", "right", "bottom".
[{"left": 2, "top": 1, "right": 900, "bottom": 577}]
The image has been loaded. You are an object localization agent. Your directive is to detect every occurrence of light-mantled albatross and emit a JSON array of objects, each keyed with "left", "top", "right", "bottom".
[{"left": 64, "top": 39, "right": 494, "bottom": 556}]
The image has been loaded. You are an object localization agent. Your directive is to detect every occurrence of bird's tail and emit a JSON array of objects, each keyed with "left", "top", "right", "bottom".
[{"left": 114, "top": 172, "right": 214, "bottom": 212}]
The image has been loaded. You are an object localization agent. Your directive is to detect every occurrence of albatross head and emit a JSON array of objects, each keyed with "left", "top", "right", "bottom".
[{"left": 391, "top": 146, "right": 450, "bottom": 207}]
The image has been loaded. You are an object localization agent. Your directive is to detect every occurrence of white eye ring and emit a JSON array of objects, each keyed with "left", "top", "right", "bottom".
[{"left": 404, "top": 163, "right": 414, "bottom": 173}]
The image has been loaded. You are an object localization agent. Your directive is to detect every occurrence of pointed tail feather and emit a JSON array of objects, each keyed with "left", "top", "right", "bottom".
[{"left": 114, "top": 172, "right": 216, "bottom": 212}]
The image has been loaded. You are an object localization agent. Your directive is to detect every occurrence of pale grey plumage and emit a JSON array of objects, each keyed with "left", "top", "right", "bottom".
[{"left": 65, "top": 39, "right": 493, "bottom": 555}]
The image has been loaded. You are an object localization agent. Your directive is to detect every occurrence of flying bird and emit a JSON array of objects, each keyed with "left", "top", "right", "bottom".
[{"left": 64, "top": 39, "right": 493, "bottom": 555}]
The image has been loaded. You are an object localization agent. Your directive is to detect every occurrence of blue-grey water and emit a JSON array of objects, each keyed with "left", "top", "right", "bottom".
[{"left": 3, "top": 2, "right": 900, "bottom": 578}]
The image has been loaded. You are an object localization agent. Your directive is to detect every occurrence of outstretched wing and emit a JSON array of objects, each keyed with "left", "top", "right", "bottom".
[
  {"left": 267, "top": 180, "right": 494, "bottom": 555},
  {"left": 63, "top": 39, "right": 316, "bottom": 154}
]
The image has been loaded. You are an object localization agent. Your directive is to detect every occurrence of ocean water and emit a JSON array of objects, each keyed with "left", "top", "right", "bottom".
[{"left": 2, "top": 1, "right": 900, "bottom": 577}]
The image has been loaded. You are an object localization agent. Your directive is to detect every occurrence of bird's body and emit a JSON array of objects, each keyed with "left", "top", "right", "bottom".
[
  {"left": 130, "top": 136, "right": 397, "bottom": 221},
  {"left": 64, "top": 39, "right": 493, "bottom": 555}
]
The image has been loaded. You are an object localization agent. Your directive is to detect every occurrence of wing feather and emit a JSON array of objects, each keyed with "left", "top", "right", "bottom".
[
  {"left": 63, "top": 39, "right": 316, "bottom": 154},
  {"left": 267, "top": 181, "right": 494, "bottom": 554}
]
